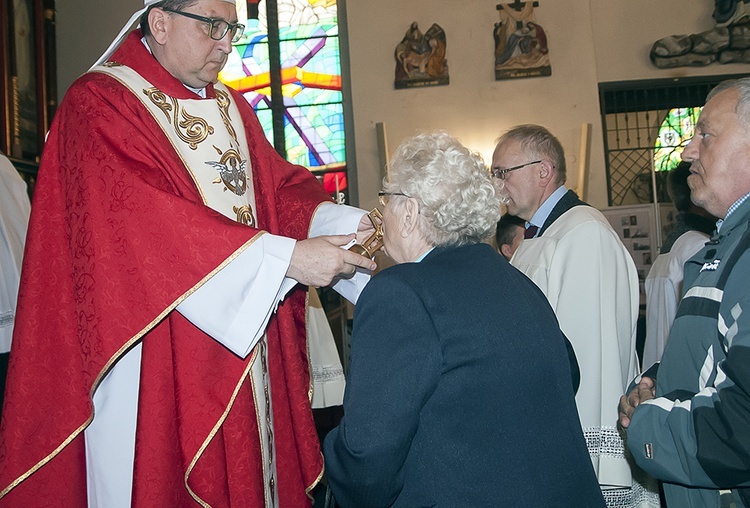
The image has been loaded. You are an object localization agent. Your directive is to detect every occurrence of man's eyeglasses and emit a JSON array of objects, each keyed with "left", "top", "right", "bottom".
[
  {"left": 378, "top": 191, "right": 408, "bottom": 207},
  {"left": 162, "top": 8, "right": 245, "bottom": 43},
  {"left": 490, "top": 160, "right": 542, "bottom": 180}
]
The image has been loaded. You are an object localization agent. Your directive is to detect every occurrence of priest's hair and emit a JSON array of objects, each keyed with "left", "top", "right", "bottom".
[{"left": 141, "top": 0, "right": 199, "bottom": 38}]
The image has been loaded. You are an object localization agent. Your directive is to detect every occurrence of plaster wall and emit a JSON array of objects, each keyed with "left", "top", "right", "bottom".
[{"left": 56, "top": 1, "right": 750, "bottom": 209}]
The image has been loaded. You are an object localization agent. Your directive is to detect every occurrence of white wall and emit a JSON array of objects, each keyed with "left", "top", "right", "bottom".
[
  {"left": 56, "top": 0, "right": 141, "bottom": 95},
  {"left": 590, "top": 0, "right": 750, "bottom": 83},
  {"left": 56, "top": 0, "right": 750, "bottom": 209},
  {"left": 345, "top": 0, "right": 604, "bottom": 209}
]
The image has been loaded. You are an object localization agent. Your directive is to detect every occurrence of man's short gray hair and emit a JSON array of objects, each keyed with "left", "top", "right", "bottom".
[
  {"left": 383, "top": 131, "right": 502, "bottom": 247},
  {"left": 495, "top": 124, "right": 566, "bottom": 186},
  {"left": 140, "top": 0, "right": 198, "bottom": 38},
  {"left": 706, "top": 77, "right": 750, "bottom": 127}
]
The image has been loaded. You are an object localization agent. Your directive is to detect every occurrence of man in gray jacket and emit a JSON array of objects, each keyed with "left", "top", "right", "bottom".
[{"left": 619, "top": 77, "right": 750, "bottom": 507}]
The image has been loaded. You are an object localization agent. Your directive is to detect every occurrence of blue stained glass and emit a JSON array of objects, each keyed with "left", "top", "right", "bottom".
[
  {"left": 279, "top": 24, "right": 338, "bottom": 41},
  {"left": 255, "top": 108, "right": 275, "bottom": 146},
  {"left": 219, "top": 0, "right": 347, "bottom": 193},
  {"left": 283, "top": 104, "right": 345, "bottom": 169},
  {"left": 279, "top": 32, "right": 340, "bottom": 74}
]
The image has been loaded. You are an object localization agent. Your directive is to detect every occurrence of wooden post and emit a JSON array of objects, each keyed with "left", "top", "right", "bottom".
[
  {"left": 375, "top": 121, "right": 390, "bottom": 183},
  {"left": 576, "top": 123, "right": 591, "bottom": 201}
]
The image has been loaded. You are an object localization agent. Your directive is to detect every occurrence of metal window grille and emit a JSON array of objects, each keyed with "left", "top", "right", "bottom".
[{"left": 599, "top": 75, "right": 749, "bottom": 206}]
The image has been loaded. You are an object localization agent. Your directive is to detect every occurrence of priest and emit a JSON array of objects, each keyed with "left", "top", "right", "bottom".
[{"left": 0, "top": 0, "right": 375, "bottom": 506}]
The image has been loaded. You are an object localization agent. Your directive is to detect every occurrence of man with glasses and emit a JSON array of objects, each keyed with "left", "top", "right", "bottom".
[
  {"left": 0, "top": 1, "right": 376, "bottom": 507},
  {"left": 491, "top": 125, "right": 654, "bottom": 507}
]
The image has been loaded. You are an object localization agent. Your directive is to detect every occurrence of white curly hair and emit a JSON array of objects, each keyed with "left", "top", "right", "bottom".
[{"left": 383, "top": 131, "right": 502, "bottom": 247}]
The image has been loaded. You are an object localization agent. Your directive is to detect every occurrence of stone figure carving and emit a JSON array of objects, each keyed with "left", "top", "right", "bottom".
[
  {"left": 394, "top": 22, "right": 449, "bottom": 89},
  {"left": 494, "top": 0, "right": 551, "bottom": 80},
  {"left": 651, "top": 0, "right": 750, "bottom": 68}
]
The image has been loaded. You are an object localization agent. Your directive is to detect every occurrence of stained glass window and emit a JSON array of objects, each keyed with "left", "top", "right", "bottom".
[
  {"left": 653, "top": 107, "right": 701, "bottom": 173},
  {"left": 220, "top": 0, "right": 349, "bottom": 202}
]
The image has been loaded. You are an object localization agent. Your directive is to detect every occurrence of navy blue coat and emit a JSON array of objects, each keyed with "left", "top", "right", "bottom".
[{"left": 324, "top": 243, "right": 604, "bottom": 507}]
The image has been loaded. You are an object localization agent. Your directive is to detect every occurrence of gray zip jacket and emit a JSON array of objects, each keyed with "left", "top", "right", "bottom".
[{"left": 627, "top": 195, "right": 750, "bottom": 508}]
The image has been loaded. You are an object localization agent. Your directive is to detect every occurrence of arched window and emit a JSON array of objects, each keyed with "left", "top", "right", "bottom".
[{"left": 219, "top": 0, "right": 350, "bottom": 203}]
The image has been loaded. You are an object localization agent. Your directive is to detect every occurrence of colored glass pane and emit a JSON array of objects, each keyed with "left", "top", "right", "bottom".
[
  {"left": 277, "top": 0, "right": 337, "bottom": 30},
  {"left": 219, "top": 0, "right": 348, "bottom": 196},
  {"left": 222, "top": 37, "right": 271, "bottom": 110},
  {"left": 654, "top": 107, "right": 701, "bottom": 172},
  {"left": 282, "top": 104, "right": 345, "bottom": 169},
  {"left": 255, "top": 108, "right": 275, "bottom": 145}
]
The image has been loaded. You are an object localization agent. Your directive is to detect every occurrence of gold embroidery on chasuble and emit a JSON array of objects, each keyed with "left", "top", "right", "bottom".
[
  {"left": 93, "top": 65, "right": 258, "bottom": 228},
  {"left": 215, "top": 89, "right": 239, "bottom": 143},
  {"left": 249, "top": 338, "right": 279, "bottom": 506},
  {"left": 143, "top": 87, "right": 215, "bottom": 150},
  {"left": 234, "top": 205, "right": 256, "bottom": 226},
  {"left": 91, "top": 66, "right": 279, "bottom": 503},
  {"left": 206, "top": 148, "right": 248, "bottom": 196}
]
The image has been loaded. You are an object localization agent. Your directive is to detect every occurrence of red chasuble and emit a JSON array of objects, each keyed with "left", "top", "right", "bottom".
[{"left": 0, "top": 31, "right": 328, "bottom": 507}]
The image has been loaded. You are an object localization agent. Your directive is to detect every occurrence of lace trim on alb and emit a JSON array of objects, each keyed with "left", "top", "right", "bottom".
[
  {"left": 584, "top": 426, "right": 626, "bottom": 459},
  {"left": 0, "top": 311, "right": 14, "bottom": 327},
  {"left": 601, "top": 478, "right": 661, "bottom": 508},
  {"left": 313, "top": 365, "right": 344, "bottom": 383}
]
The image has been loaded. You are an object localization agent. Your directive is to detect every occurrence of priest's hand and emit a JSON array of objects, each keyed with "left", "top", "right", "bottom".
[
  {"left": 618, "top": 376, "right": 655, "bottom": 429},
  {"left": 287, "top": 234, "right": 377, "bottom": 287}
]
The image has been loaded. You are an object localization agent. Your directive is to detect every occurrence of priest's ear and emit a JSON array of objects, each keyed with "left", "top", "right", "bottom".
[{"left": 147, "top": 8, "right": 170, "bottom": 45}]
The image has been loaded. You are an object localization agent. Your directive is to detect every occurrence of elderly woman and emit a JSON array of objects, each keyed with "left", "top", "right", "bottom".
[{"left": 323, "top": 132, "right": 604, "bottom": 507}]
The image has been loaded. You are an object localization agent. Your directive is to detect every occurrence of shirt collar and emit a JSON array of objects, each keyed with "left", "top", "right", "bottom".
[
  {"left": 528, "top": 185, "right": 567, "bottom": 230},
  {"left": 717, "top": 191, "right": 750, "bottom": 232},
  {"left": 415, "top": 247, "right": 435, "bottom": 263}
]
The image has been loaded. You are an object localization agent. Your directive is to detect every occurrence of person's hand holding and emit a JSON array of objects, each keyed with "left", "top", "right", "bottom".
[
  {"left": 618, "top": 376, "right": 655, "bottom": 429},
  {"left": 286, "top": 234, "right": 377, "bottom": 287},
  {"left": 356, "top": 213, "right": 376, "bottom": 245}
]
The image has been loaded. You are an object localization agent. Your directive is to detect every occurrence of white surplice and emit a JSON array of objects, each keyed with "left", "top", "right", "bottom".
[
  {"left": 511, "top": 205, "right": 641, "bottom": 491},
  {"left": 0, "top": 152, "right": 30, "bottom": 354},
  {"left": 642, "top": 230, "right": 709, "bottom": 369}
]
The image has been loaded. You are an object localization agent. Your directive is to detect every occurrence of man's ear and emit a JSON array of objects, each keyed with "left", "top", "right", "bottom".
[
  {"left": 538, "top": 159, "right": 555, "bottom": 185},
  {"left": 401, "top": 198, "right": 420, "bottom": 237},
  {"left": 149, "top": 8, "right": 169, "bottom": 45},
  {"left": 500, "top": 244, "right": 513, "bottom": 260}
]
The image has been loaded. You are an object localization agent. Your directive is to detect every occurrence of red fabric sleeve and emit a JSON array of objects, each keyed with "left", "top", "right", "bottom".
[{"left": 0, "top": 31, "right": 327, "bottom": 506}]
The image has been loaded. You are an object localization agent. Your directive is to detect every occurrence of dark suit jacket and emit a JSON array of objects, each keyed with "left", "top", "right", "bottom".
[{"left": 323, "top": 243, "right": 604, "bottom": 508}]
